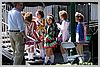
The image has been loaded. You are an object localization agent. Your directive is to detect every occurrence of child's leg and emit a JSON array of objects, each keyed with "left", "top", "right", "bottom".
[
  {"left": 27, "top": 48, "right": 30, "bottom": 60},
  {"left": 39, "top": 42, "right": 45, "bottom": 59},
  {"left": 76, "top": 44, "right": 83, "bottom": 55},
  {"left": 49, "top": 48, "right": 54, "bottom": 63},
  {"left": 60, "top": 45, "right": 66, "bottom": 54},
  {"left": 38, "top": 33, "right": 45, "bottom": 59},
  {"left": 60, "top": 45, "right": 68, "bottom": 63},
  {"left": 80, "top": 45, "right": 83, "bottom": 55},
  {"left": 45, "top": 48, "right": 50, "bottom": 63},
  {"left": 28, "top": 46, "right": 34, "bottom": 60},
  {"left": 30, "top": 46, "right": 34, "bottom": 53},
  {"left": 28, "top": 48, "right": 33, "bottom": 60},
  {"left": 76, "top": 44, "right": 84, "bottom": 63},
  {"left": 27, "top": 45, "right": 31, "bottom": 60},
  {"left": 34, "top": 45, "right": 37, "bottom": 54},
  {"left": 80, "top": 45, "right": 84, "bottom": 61}
]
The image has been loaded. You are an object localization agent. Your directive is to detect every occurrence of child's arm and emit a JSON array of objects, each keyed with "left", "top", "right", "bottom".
[{"left": 76, "top": 33, "right": 79, "bottom": 43}]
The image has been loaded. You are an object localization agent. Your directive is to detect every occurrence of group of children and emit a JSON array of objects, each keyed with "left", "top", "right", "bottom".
[{"left": 21, "top": 9, "right": 85, "bottom": 64}]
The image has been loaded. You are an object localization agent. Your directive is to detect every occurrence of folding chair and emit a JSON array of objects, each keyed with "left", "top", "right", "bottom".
[{"left": 61, "top": 42, "right": 81, "bottom": 64}]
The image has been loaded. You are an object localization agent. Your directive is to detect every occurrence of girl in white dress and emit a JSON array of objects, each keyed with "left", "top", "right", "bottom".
[{"left": 57, "top": 10, "right": 70, "bottom": 63}]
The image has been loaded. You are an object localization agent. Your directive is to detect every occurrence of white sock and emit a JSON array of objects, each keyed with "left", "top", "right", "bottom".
[
  {"left": 34, "top": 47, "right": 36, "bottom": 54},
  {"left": 28, "top": 52, "right": 30, "bottom": 59},
  {"left": 79, "top": 57, "right": 83, "bottom": 63},
  {"left": 45, "top": 56, "right": 49, "bottom": 63},
  {"left": 40, "top": 49, "right": 45, "bottom": 58},
  {"left": 66, "top": 50, "right": 68, "bottom": 56},
  {"left": 62, "top": 54, "right": 68, "bottom": 62},
  {"left": 28, "top": 53, "right": 34, "bottom": 59},
  {"left": 50, "top": 55, "right": 54, "bottom": 63}
]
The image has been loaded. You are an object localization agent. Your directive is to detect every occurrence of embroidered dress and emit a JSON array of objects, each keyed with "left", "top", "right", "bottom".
[
  {"left": 25, "top": 21, "right": 41, "bottom": 46},
  {"left": 25, "top": 21, "right": 36, "bottom": 36},
  {"left": 35, "top": 18, "right": 46, "bottom": 43},
  {"left": 37, "top": 19, "right": 45, "bottom": 30},
  {"left": 36, "top": 18, "right": 45, "bottom": 35},
  {"left": 44, "top": 23, "right": 59, "bottom": 48}
]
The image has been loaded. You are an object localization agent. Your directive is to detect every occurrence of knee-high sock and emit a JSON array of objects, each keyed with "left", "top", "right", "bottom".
[
  {"left": 34, "top": 47, "right": 37, "bottom": 54},
  {"left": 28, "top": 53, "right": 34, "bottom": 60},
  {"left": 40, "top": 49, "right": 45, "bottom": 58},
  {"left": 28, "top": 52, "right": 30, "bottom": 59},
  {"left": 62, "top": 54, "right": 68, "bottom": 62},
  {"left": 45, "top": 56, "right": 49, "bottom": 63},
  {"left": 50, "top": 55, "right": 54, "bottom": 63},
  {"left": 79, "top": 57, "right": 83, "bottom": 63}
]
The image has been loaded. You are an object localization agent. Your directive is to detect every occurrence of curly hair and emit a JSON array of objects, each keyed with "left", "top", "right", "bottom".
[
  {"left": 59, "top": 10, "right": 68, "bottom": 20},
  {"left": 24, "top": 12, "right": 32, "bottom": 22}
]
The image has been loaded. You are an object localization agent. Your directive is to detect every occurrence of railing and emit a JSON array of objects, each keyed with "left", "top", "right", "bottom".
[{"left": 2, "top": 4, "right": 11, "bottom": 48}]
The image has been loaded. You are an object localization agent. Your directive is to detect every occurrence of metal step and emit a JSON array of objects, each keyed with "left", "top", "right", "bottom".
[
  {"left": 2, "top": 38, "right": 10, "bottom": 42},
  {"left": 2, "top": 48, "right": 13, "bottom": 60},
  {"left": 26, "top": 60, "right": 43, "bottom": 65},
  {"left": 2, "top": 32, "right": 9, "bottom": 37},
  {"left": 2, "top": 43, "right": 11, "bottom": 47}
]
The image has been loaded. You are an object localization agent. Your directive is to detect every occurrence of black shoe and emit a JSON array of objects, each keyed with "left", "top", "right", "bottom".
[
  {"left": 72, "top": 57, "right": 79, "bottom": 65},
  {"left": 44, "top": 60, "right": 51, "bottom": 65},
  {"left": 51, "top": 63, "right": 56, "bottom": 65},
  {"left": 63, "top": 62, "right": 69, "bottom": 64},
  {"left": 46, "top": 60, "right": 56, "bottom": 65},
  {"left": 29, "top": 59, "right": 35, "bottom": 61}
]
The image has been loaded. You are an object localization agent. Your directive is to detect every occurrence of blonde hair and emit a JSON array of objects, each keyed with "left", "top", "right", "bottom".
[
  {"left": 21, "top": 12, "right": 26, "bottom": 17},
  {"left": 75, "top": 12, "right": 84, "bottom": 18},
  {"left": 59, "top": 10, "right": 68, "bottom": 20},
  {"left": 24, "top": 12, "right": 32, "bottom": 22},
  {"left": 75, "top": 12, "right": 84, "bottom": 22}
]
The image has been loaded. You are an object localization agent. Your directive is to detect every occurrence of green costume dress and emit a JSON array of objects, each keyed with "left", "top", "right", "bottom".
[{"left": 44, "top": 23, "right": 59, "bottom": 48}]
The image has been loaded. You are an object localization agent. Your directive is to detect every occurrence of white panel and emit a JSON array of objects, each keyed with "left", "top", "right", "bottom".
[{"left": 91, "top": 4, "right": 98, "bottom": 21}]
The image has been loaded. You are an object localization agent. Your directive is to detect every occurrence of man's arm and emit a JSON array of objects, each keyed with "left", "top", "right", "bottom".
[
  {"left": 16, "top": 12, "right": 27, "bottom": 39},
  {"left": 16, "top": 12, "right": 25, "bottom": 32}
]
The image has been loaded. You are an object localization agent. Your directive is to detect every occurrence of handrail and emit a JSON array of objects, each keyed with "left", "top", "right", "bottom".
[{"left": 2, "top": 21, "right": 8, "bottom": 26}]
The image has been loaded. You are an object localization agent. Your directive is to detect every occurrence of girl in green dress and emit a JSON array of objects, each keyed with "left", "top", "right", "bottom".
[{"left": 44, "top": 15, "right": 58, "bottom": 64}]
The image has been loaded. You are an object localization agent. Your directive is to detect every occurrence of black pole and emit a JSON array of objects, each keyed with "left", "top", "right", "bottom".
[
  {"left": 70, "top": 2, "right": 77, "bottom": 55},
  {"left": 70, "top": 2, "right": 76, "bottom": 42}
]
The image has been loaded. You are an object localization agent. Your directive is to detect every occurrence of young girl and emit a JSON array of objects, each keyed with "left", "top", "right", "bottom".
[
  {"left": 75, "top": 12, "right": 84, "bottom": 57},
  {"left": 57, "top": 10, "right": 70, "bottom": 63},
  {"left": 24, "top": 12, "right": 40, "bottom": 60},
  {"left": 35, "top": 10, "right": 45, "bottom": 60},
  {"left": 44, "top": 15, "right": 58, "bottom": 64}
]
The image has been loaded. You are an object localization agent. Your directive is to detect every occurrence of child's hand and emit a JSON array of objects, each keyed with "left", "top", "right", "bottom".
[{"left": 56, "top": 23, "right": 61, "bottom": 29}]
